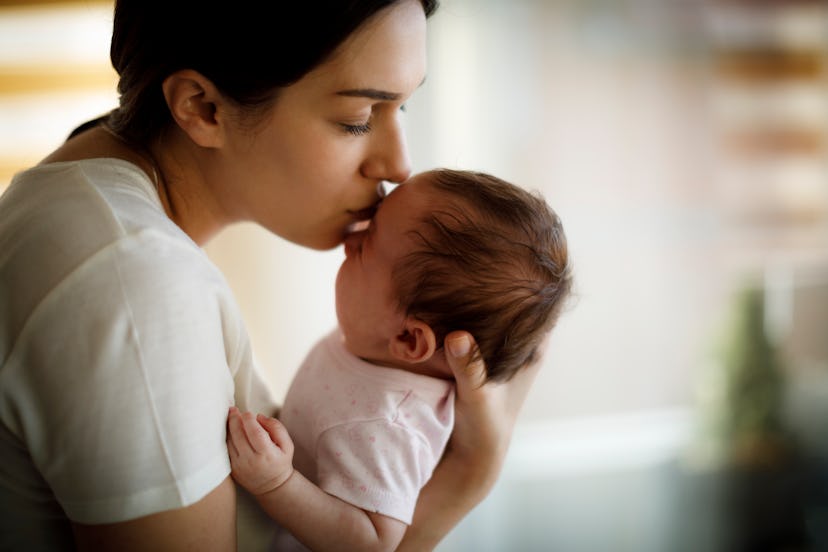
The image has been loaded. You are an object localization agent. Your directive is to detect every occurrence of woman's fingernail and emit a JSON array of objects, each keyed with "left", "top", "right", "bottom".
[{"left": 447, "top": 335, "right": 471, "bottom": 357}]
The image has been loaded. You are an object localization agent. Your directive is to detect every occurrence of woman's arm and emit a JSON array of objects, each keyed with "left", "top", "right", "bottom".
[
  {"left": 227, "top": 408, "right": 406, "bottom": 552},
  {"left": 397, "top": 331, "right": 541, "bottom": 551},
  {"left": 71, "top": 476, "right": 237, "bottom": 551}
]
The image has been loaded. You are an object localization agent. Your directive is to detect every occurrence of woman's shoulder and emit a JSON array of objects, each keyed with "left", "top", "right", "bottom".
[
  {"left": 6, "top": 155, "right": 158, "bottom": 213},
  {"left": 1, "top": 155, "right": 189, "bottom": 276},
  {"left": 10, "top": 156, "right": 157, "bottom": 204},
  {"left": 0, "top": 157, "right": 226, "bottom": 357}
]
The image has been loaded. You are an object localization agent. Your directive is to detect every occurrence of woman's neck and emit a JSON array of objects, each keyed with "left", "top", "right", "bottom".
[{"left": 146, "top": 129, "right": 232, "bottom": 245}]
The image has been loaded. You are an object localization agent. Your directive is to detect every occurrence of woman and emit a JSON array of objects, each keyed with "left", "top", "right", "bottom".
[{"left": 0, "top": 0, "right": 540, "bottom": 549}]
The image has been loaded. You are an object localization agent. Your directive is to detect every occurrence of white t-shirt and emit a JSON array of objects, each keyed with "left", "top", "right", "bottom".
[
  {"left": 0, "top": 159, "right": 277, "bottom": 550},
  {"left": 281, "top": 329, "right": 454, "bottom": 525}
]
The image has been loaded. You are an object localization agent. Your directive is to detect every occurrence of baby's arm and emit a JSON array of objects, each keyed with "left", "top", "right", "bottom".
[{"left": 226, "top": 407, "right": 406, "bottom": 552}]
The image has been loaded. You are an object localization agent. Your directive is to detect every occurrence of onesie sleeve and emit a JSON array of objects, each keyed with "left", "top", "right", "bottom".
[
  {"left": 315, "top": 420, "right": 439, "bottom": 524},
  {"left": 2, "top": 230, "right": 238, "bottom": 524}
]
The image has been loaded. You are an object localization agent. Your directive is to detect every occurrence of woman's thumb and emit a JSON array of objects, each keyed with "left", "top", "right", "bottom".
[{"left": 445, "top": 331, "right": 487, "bottom": 393}]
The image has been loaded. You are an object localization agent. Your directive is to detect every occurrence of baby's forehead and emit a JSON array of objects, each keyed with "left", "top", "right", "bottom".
[
  {"left": 396, "top": 171, "right": 451, "bottom": 200},
  {"left": 384, "top": 175, "right": 437, "bottom": 208},
  {"left": 399, "top": 168, "right": 444, "bottom": 188},
  {"left": 374, "top": 177, "right": 440, "bottom": 233}
]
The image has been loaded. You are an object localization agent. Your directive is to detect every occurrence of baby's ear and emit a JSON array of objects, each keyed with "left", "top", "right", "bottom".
[{"left": 390, "top": 319, "right": 437, "bottom": 364}]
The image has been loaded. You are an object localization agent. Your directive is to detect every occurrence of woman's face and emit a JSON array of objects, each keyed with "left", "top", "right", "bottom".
[{"left": 220, "top": 0, "right": 427, "bottom": 250}]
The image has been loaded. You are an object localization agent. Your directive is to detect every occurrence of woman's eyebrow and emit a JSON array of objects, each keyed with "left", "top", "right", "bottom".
[
  {"left": 336, "top": 88, "right": 401, "bottom": 101},
  {"left": 336, "top": 78, "right": 427, "bottom": 102}
]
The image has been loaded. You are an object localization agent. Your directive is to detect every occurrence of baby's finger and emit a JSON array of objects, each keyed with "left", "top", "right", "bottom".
[
  {"left": 257, "top": 414, "right": 293, "bottom": 454},
  {"left": 226, "top": 434, "right": 239, "bottom": 458},
  {"left": 241, "top": 411, "right": 273, "bottom": 453},
  {"left": 226, "top": 407, "right": 247, "bottom": 455}
]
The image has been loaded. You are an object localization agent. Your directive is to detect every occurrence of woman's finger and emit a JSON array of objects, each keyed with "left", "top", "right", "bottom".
[{"left": 445, "top": 331, "right": 487, "bottom": 397}]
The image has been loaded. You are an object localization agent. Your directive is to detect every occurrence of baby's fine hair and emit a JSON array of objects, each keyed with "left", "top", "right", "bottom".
[{"left": 393, "top": 169, "right": 572, "bottom": 382}]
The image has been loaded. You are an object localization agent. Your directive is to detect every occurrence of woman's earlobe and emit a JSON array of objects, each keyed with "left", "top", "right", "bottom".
[
  {"left": 162, "top": 70, "right": 225, "bottom": 148},
  {"left": 390, "top": 319, "right": 437, "bottom": 364}
]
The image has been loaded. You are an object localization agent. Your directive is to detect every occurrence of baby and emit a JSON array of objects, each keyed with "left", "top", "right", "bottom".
[{"left": 227, "top": 168, "right": 572, "bottom": 551}]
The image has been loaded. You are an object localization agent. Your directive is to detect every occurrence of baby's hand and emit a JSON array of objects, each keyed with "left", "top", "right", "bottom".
[{"left": 226, "top": 406, "right": 294, "bottom": 496}]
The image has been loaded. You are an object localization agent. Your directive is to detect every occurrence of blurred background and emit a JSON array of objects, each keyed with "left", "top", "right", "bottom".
[{"left": 1, "top": 0, "right": 827, "bottom": 550}]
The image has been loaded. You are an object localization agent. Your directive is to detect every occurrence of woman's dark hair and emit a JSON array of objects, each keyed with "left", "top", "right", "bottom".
[
  {"left": 394, "top": 169, "right": 573, "bottom": 382},
  {"left": 71, "top": 0, "right": 438, "bottom": 143}
]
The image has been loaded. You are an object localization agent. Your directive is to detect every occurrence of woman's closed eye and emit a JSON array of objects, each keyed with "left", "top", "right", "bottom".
[
  {"left": 339, "top": 102, "right": 406, "bottom": 136},
  {"left": 340, "top": 121, "right": 372, "bottom": 136}
]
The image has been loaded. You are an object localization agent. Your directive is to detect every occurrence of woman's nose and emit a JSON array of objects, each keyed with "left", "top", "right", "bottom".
[{"left": 361, "top": 117, "right": 411, "bottom": 184}]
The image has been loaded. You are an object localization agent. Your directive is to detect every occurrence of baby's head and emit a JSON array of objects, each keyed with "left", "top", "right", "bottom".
[
  {"left": 393, "top": 169, "right": 572, "bottom": 382},
  {"left": 335, "top": 168, "right": 572, "bottom": 382}
]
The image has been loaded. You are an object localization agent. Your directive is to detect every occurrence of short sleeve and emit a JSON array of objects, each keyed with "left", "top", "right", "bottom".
[
  {"left": 1, "top": 230, "right": 237, "bottom": 524},
  {"left": 315, "top": 420, "right": 438, "bottom": 524}
]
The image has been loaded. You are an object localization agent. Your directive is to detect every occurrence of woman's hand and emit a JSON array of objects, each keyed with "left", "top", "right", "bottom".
[
  {"left": 398, "top": 330, "right": 541, "bottom": 551},
  {"left": 226, "top": 407, "right": 295, "bottom": 496},
  {"left": 445, "top": 330, "right": 540, "bottom": 486}
]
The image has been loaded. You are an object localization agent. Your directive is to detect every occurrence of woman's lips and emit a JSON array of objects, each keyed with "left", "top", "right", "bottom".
[
  {"left": 345, "top": 204, "right": 378, "bottom": 234},
  {"left": 348, "top": 204, "right": 378, "bottom": 221},
  {"left": 345, "top": 183, "right": 385, "bottom": 235}
]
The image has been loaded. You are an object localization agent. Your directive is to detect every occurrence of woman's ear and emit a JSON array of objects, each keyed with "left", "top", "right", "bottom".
[
  {"left": 162, "top": 69, "right": 226, "bottom": 148},
  {"left": 390, "top": 319, "right": 437, "bottom": 364}
]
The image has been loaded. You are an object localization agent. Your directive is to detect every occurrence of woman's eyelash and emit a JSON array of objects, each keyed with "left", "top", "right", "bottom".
[{"left": 341, "top": 122, "right": 372, "bottom": 136}]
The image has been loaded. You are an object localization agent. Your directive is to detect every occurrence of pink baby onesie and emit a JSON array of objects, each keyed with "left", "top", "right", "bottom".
[{"left": 279, "top": 329, "right": 455, "bottom": 524}]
